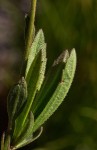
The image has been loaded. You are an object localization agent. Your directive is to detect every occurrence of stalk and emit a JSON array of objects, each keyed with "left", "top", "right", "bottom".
[{"left": 25, "top": 0, "right": 37, "bottom": 60}]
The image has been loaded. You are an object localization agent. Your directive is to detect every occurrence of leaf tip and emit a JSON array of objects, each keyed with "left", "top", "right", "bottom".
[
  {"left": 70, "top": 48, "right": 76, "bottom": 60},
  {"left": 38, "top": 29, "right": 44, "bottom": 39}
]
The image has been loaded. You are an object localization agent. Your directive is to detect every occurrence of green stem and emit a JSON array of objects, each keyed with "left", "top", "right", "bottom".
[
  {"left": 1, "top": 133, "right": 5, "bottom": 150},
  {"left": 25, "top": 0, "right": 37, "bottom": 60},
  {"left": 4, "top": 136, "right": 10, "bottom": 150},
  {"left": 2, "top": 132, "right": 10, "bottom": 150}
]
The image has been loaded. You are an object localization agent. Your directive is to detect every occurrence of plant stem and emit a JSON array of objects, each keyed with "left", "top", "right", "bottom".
[
  {"left": 25, "top": 0, "right": 37, "bottom": 60},
  {"left": 1, "top": 133, "right": 5, "bottom": 150},
  {"left": 1, "top": 132, "right": 10, "bottom": 150}
]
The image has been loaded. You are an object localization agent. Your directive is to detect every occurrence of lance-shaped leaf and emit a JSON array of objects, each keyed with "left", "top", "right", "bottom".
[
  {"left": 7, "top": 77, "right": 27, "bottom": 127},
  {"left": 26, "top": 43, "right": 47, "bottom": 91},
  {"left": 32, "top": 49, "right": 76, "bottom": 132},
  {"left": 25, "top": 29, "right": 45, "bottom": 77},
  {"left": 31, "top": 50, "right": 69, "bottom": 118},
  {"left": 12, "top": 45, "right": 47, "bottom": 141},
  {"left": 11, "top": 112, "right": 34, "bottom": 150},
  {"left": 12, "top": 127, "right": 43, "bottom": 150}
]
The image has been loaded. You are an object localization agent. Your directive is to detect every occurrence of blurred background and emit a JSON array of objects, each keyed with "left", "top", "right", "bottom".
[{"left": 1, "top": 0, "right": 97, "bottom": 150}]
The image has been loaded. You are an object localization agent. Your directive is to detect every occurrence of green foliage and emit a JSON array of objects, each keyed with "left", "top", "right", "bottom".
[
  {"left": 11, "top": 30, "right": 47, "bottom": 143},
  {"left": 0, "top": 1, "right": 77, "bottom": 150},
  {"left": 32, "top": 49, "right": 76, "bottom": 132},
  {"left": 1, "top": 29, "right": 76, "bottom": 150},
  {"left": 1, "top": 0, "right": 97, "bottom": 150},
  {"left": 7, "top": 77, "right": 27, "bottom": 129}
]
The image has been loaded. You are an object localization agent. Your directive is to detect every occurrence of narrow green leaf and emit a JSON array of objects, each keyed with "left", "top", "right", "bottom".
[
  {"left": 12, "top": 112, "right": 34, "bottom": 149},
  {"left": 7, "top": 84, "right": 20, "bottom": 122},
  {"left": 12, "top": 45, "right": 46, "bottom": 141},
  {"left": 26, "top": 43, "right": 47, "bottom": 91},
  {"left": 12, "top": 127, "right": 43, "bottom": 150},
  {"left": 32, "top": 49, "right": 76, "bottom": 132},
  {"left": 12, "top": 50, "right": 42, "bottom": 140},
  {"left": 25, "top": 29, "right": 45, "bottom": 77},
  {"left": 32, "top": 50, "right": 69, "bottom": 118},
  {"left": 7, "top": 77, "right": 27, "bottom": 127},
  {"left": 35, "top": 44, "right": 47, "bottom": 91}
]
